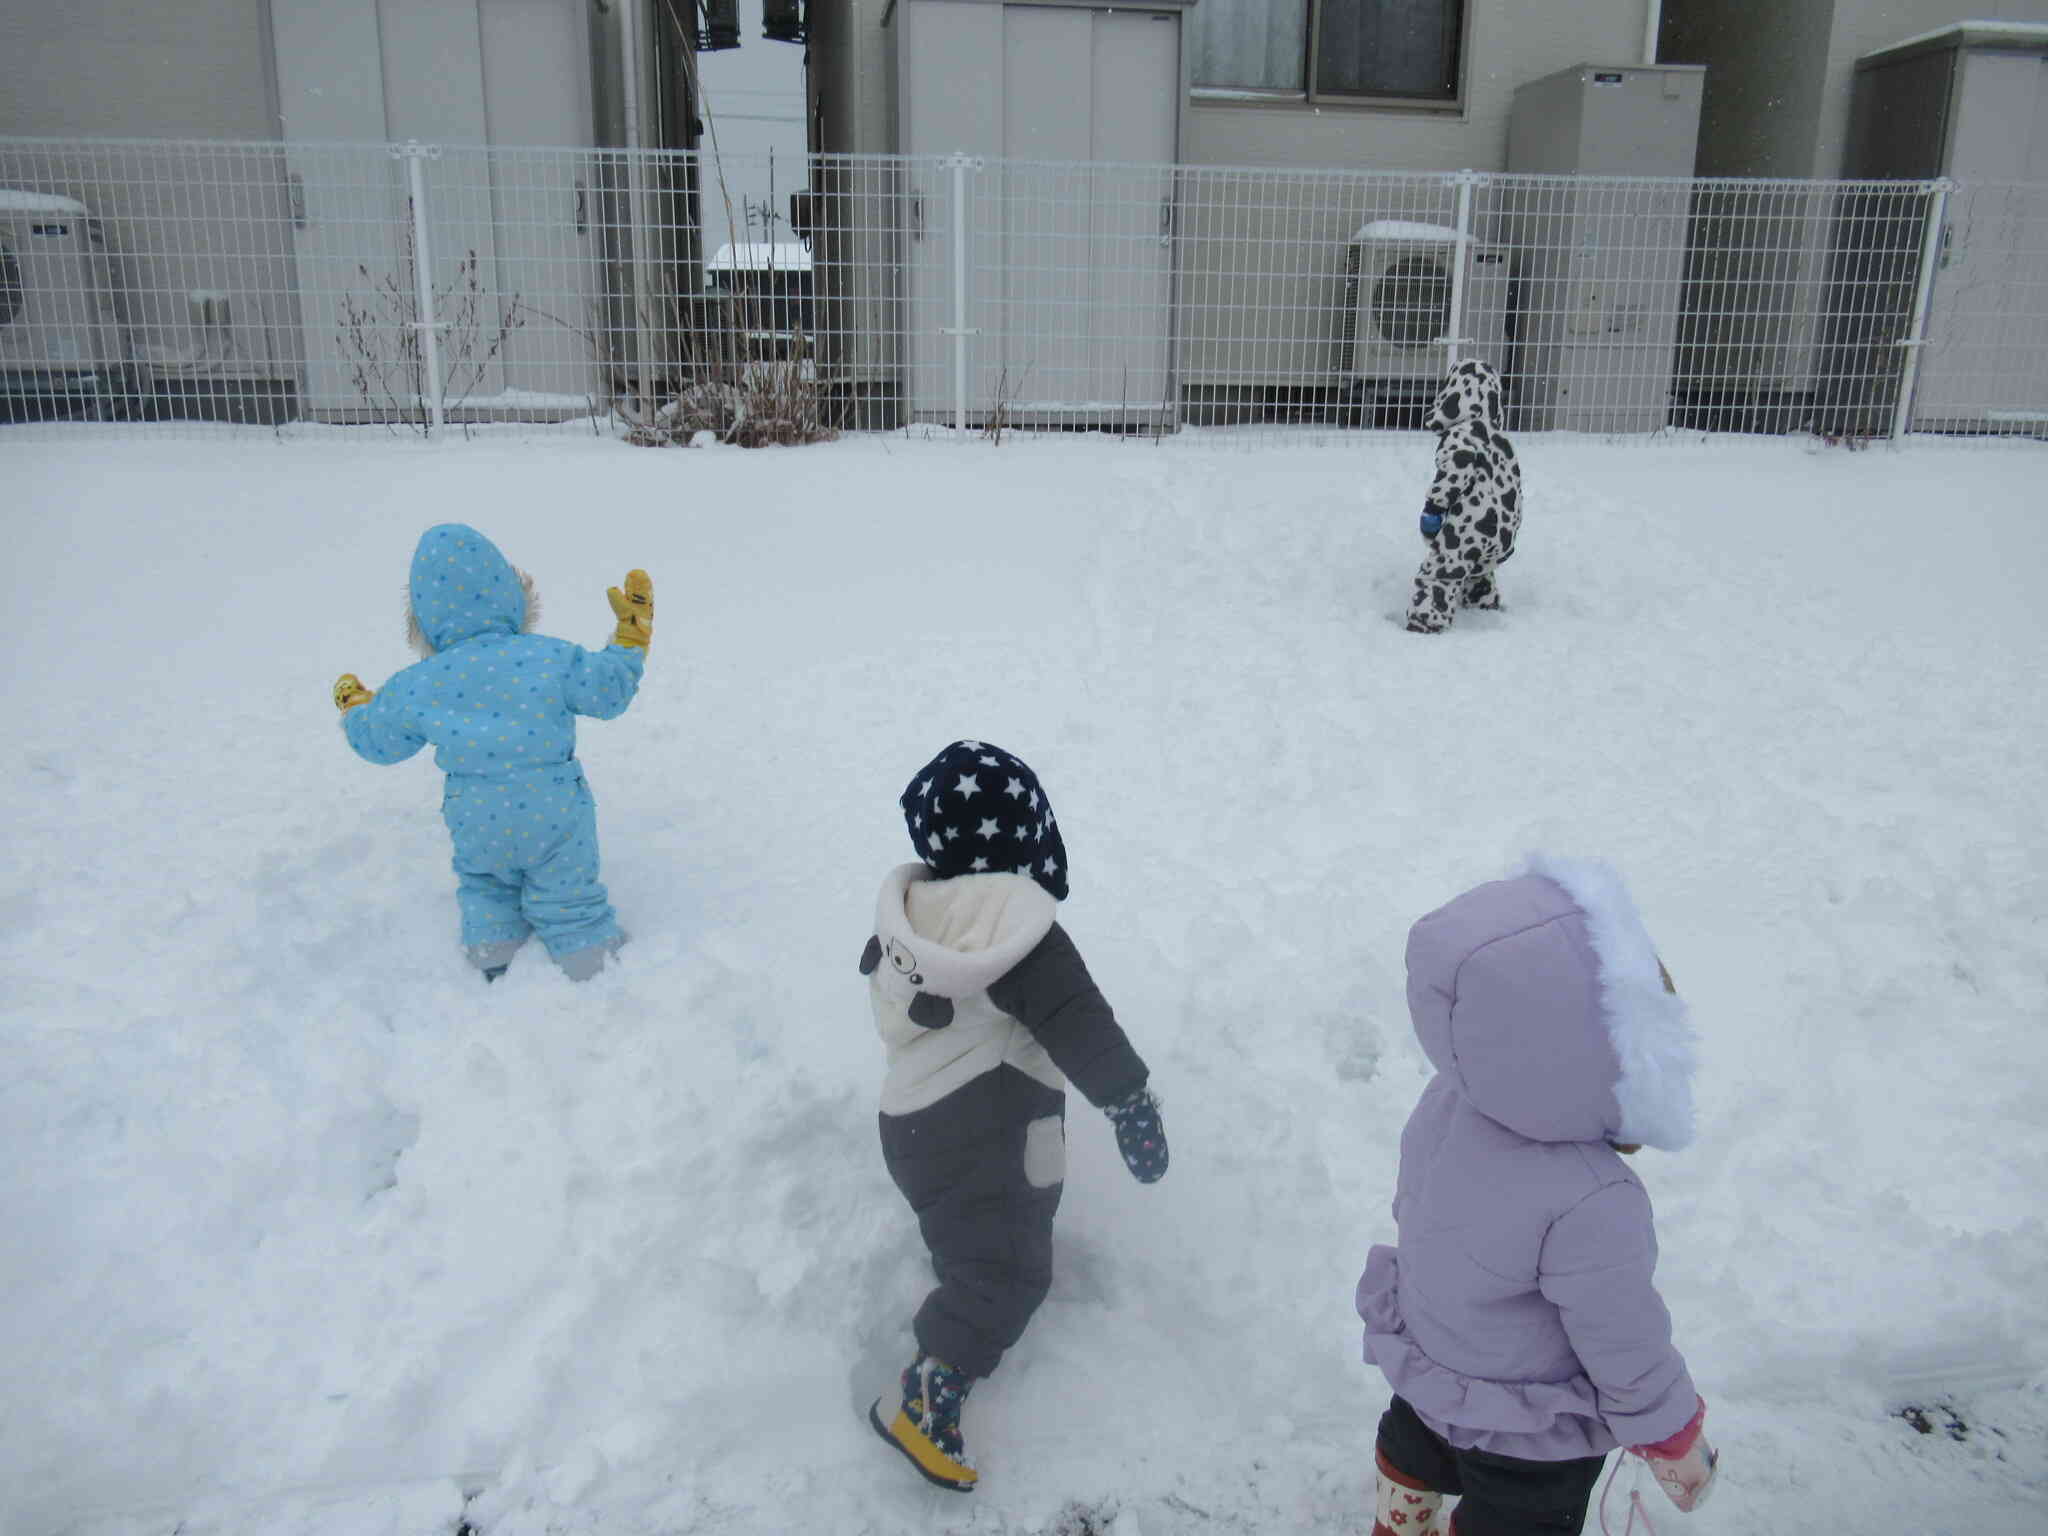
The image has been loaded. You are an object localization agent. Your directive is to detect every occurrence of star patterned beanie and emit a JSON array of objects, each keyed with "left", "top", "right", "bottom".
[{"left": 900, "top": 740, "right": 1069, "bottom": 900}]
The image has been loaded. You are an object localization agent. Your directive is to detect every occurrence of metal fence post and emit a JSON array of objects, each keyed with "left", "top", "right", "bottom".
[
  {"left": 394, "top": 141, "right": 447, "bottom": 437},
  {"left": 944, "top": 153, "right": 980, "bottom": 435},
  {"left": 619, "top": 0, "right": 654, "bottom": 421},
  {"left": 1446, "top": 169, "right": 1480, "bottom": 368},
  {"left": 1891, "top": 176, "right": 1953, "bottom": 442}
]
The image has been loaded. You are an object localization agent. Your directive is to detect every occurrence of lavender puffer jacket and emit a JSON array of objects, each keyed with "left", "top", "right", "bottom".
[{"left": 1356, "top": 856, "right": 1701, "bottom": 1461}]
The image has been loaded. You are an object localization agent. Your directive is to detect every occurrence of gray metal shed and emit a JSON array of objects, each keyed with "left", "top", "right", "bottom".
[
  {"left": 1842, "top": 22, "right": 2048, "bottom": 432},
  {"left": 1844, "top": 21, "right": 2048, "bottom": 181}
]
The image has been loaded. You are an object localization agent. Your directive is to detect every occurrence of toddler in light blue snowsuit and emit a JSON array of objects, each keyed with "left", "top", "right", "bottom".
[{"left": 334, "top": 524, "right": 652, "bottom": 981}]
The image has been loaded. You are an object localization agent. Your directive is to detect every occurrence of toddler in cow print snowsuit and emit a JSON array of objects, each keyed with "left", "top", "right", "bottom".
[
  {"left": 1407, "top": 360, "right": 1522, "bottom": 634},
  {"left": 860, "top": 740, "right": 1169, "bottom": 1493}
]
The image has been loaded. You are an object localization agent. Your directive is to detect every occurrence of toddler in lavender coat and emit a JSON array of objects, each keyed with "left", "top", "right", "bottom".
[{"left": 1355, "top": 856, "right": 1718, "bottom": 1536}]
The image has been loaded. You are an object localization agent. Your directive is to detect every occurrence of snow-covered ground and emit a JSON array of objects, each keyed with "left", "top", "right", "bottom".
[{"left": 4, "top": 425, "right": 2045, "bottom": 1536}]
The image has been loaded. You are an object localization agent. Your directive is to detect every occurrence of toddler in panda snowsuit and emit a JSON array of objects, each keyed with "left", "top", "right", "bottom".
[
  {"left": 1355, "top": 857, "right": 1718, "bottom": 1535},
  {"left": 332, "top": 523, "right": 652, "bottom": 982},
  {"left": 1407, "top": 359, "right": 1522, "bottom": 634},
  {"left": 860, "top": 740, "right": 1168, "bottom": 1493}
]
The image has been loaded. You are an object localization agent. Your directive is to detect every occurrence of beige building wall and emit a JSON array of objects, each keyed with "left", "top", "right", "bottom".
[
  {"left": 1660, "top": 0, "right": 1835, "bottom": 177},
  {"left": 1181, "top": 2, "right": 1661, "bottom": 395},
  {"left": 1184, "top": 0, "right": 1656, "bottom": 172}
]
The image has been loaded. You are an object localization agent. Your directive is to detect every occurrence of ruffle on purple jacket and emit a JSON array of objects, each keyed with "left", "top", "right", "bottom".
[{"left": 1357, "top": 1246, "right": 1620, "bottom": 1460}]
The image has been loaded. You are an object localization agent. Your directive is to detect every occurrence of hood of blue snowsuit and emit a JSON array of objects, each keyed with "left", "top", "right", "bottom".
[{"left": 410, "top": 523, "right": 529, "bottom": 654}]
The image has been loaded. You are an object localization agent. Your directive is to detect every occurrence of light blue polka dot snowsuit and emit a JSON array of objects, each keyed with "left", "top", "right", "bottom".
[{"left": 342, "top": 524, "right": 645, "bottom": 969}]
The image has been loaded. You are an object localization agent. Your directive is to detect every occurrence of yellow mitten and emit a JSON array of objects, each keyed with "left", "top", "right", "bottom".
[
  {"left": 606, "top": 568, "right": 653, "bottom": 649},
  {"left": 333, "top": 672, "right": 374, "bottom": 712}
]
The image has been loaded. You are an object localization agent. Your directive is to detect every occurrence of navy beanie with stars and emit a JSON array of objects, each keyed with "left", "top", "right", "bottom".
[{"left": 900, "top": 740, "right": 1069, "bottom": 901}]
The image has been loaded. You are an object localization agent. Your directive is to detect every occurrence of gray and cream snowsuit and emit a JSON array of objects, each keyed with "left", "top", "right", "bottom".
[{"left": 861, "top": 862, "right": 1149, "bottom": 1378}]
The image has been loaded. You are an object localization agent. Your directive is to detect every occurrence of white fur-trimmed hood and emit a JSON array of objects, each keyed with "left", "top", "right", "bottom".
[{"left": 1524, "top": 853, "right": 1698, "bottom": 1151}]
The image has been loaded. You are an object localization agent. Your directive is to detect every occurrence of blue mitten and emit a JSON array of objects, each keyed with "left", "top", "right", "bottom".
[
  {"left": 1420, "top": 510, "right": 1444, "bottom": 537},
  {"left": 1106, "top": 1087, "right": 1169, "bottom": 1184}
]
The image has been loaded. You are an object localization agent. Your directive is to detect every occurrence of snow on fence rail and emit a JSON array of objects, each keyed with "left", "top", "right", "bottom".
[{"left": 1, "top": 137, "right": 2044, "bottom": 443}]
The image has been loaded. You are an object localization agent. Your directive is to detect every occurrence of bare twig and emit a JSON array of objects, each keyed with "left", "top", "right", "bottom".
[{"left": 335, "top": 214, "right": 523, "bottom": 437}]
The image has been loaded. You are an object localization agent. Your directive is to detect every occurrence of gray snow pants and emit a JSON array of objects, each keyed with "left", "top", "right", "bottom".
[{"left": 879, "top": 1065, "right": 1066, "bottom": 1379}]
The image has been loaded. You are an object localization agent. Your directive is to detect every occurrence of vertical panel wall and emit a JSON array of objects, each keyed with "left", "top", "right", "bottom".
[
  {"left": 270, "top": 0, "right": 622, "bottom": 416},
  {"left": 894, "top": 0, "right": 1185, "bottom": 425},
  {"left": 1904, "top": 44, "right": 2048, "bottom": 430}
]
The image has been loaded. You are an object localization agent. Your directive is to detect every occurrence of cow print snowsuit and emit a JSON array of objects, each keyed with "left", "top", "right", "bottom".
[{"left": 1408, "top": 360, "right": 1522, "bottom": 634}]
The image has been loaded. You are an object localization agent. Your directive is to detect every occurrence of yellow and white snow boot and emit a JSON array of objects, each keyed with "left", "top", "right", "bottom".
[{"left": 868, "top": 1353, "right": 978, "bottom": 1492}]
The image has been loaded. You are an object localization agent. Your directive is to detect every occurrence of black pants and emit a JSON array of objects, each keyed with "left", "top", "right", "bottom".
[
  {"left": 1377, "top": 1396, "right": 1606, "bottom": 1536},
  {"left": 880, "top": 1067, "right": 1065, "bottom": 1379}
]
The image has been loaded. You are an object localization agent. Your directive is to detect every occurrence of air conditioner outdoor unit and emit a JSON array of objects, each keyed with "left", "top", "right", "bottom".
[
  {"left": 762, "top": 0, "right": 807, "bottom": 43},
  {"left": 1341, "top": 220, "right": 1510, "bottom": 383},
  {"left": 1, "top": 190, "right": 139, "bottom": 418}
]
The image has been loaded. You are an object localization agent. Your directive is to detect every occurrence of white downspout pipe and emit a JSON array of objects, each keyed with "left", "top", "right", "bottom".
[
  {"left": 619, "top": 0, "right": 653, "bottom": 411},
  {"left": 950, "top": 154, "right": 970, "bottom": 435},
  {"left": 1445, "top": 171, "right": 1477, "bottom": 369},
  {"left": 400, "top": 144, "right": 447, "bottom": 437},
  {"left": 1644, "top": 0, "right": 1663, "bottom": 65}
]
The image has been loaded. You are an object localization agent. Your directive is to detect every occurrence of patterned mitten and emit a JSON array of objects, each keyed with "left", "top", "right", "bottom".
[
  {"left": 1631, "top": 1399, "right": 1717, "bottom": 1513},
  {"left": 1105, "top": 1086, "right": 1168, "bottom": 1183},
  {"left": 606, "top": 568, "right": 653, "bottom": 649},
  {"left": 333, "top": 672, "right": 373, "bottom": 712}
]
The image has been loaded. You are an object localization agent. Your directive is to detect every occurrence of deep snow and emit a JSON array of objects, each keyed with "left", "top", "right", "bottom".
[{"left": 3, "top": 425, "right": 2045, "bottom": 1536}]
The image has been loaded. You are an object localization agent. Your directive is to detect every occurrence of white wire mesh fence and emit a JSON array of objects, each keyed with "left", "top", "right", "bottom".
[{"left": 2, "top": 137, "right": 2044, "bottom": 442}]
